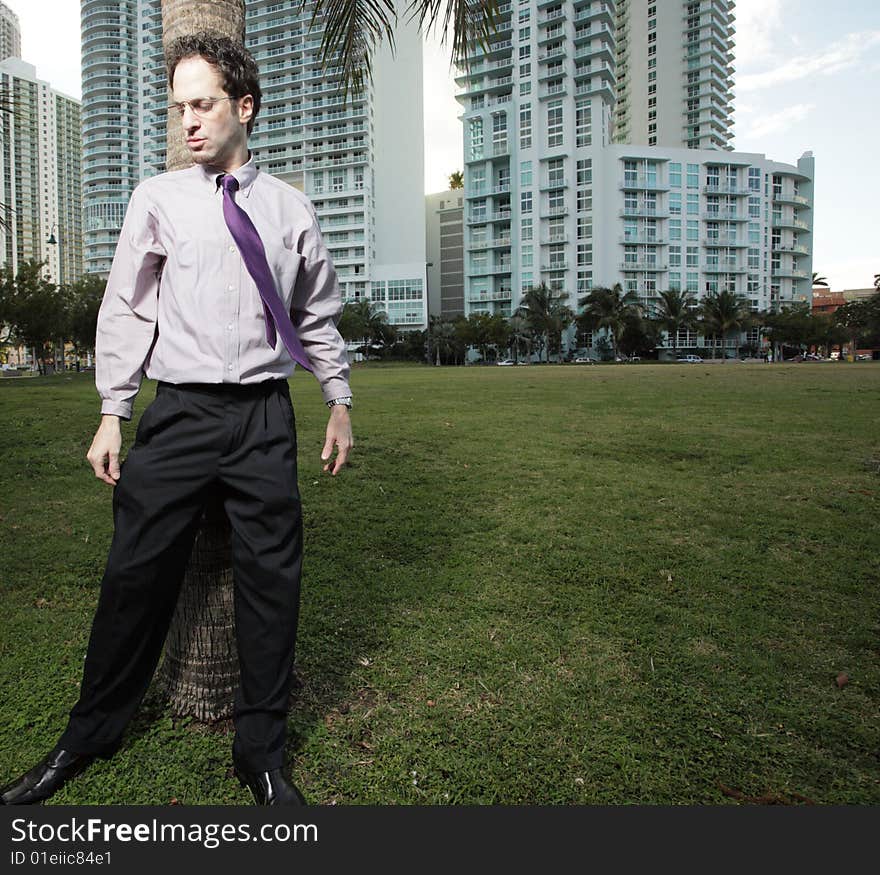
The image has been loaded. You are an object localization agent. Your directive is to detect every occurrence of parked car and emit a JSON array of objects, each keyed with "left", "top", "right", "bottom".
[
  {"left": 676, "top": 355, "right": 703, "bottom": 364},
  {"left": 573, "top": 357, "right": 594, "bottom": 364},
  {"left": 496, "top": 359, "right": 515, "bottom": 366},
  {"left": 855, "top": 353, "right": 872, "bottom": 361}
]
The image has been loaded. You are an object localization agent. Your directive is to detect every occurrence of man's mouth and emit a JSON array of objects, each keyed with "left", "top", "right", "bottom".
[{"left": 187, "top": 138, "right": 205, "bottom": 147}]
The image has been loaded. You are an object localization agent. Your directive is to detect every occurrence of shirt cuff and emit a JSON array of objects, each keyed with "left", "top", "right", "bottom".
[
  {"left": 101, "top": 399, "right": 133, "bottom": 420},
  {"left": 320, "top": 377, "right": 352, "bottom": 405}
]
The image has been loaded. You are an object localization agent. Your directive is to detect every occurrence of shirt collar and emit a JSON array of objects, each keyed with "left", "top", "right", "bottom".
[{"left": 199, "top": 151, "right": 259, "bottom": 198}]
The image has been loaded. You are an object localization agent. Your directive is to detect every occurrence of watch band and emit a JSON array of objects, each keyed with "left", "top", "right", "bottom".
[{"left": 327, "top": 396, "right": 352, "bottom": 410}]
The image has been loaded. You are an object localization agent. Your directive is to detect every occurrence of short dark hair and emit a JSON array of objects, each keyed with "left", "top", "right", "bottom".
[{"left": 166, "top": 32, "right": 261, "bottom": 135}]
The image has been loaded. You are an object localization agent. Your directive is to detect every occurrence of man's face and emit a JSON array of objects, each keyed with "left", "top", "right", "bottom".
[{"left": 171, "top": 56, "right": 253, "bottom": 170}]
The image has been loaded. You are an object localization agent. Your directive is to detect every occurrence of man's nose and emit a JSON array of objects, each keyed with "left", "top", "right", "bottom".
[{"left": 181, "top": 104, "right": 200, "bottom": 130}]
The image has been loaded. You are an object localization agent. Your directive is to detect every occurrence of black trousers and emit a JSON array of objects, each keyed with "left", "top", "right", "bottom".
[{"left": 57, "top": 379, "right": 303, "bottom": 771}]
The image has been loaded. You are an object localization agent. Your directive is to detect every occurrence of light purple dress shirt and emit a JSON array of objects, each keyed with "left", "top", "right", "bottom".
[{"left": 96, "top": 154, "right": 352, "bottom": 420}]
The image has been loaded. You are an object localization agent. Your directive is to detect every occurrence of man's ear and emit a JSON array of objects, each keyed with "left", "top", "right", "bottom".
[{"left": 238, "top": 94, "right": 254, "bottom": 128}]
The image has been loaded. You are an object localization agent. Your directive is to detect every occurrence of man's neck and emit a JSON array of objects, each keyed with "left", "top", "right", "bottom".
[{"left": 211, "top": 146, "right": 251, "bottom": 174}]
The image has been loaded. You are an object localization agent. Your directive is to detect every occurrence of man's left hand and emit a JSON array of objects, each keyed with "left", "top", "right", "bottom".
[{"left": 321, "top": 406, "right": 353, "bottom": 475}]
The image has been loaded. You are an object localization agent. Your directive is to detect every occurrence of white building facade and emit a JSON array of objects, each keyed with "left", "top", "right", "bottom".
[
  {"left": 455, "top": 0, "right": 814, "bottom": 355},
  {"left": 0, "top": 0, "right": 21, "bottom": 62},
  {"left": 613, "top": 0, "right": 734, "bottom": 150},
  {"left": 84, "top": 0, "right": 428, "bottom": 332},
  {"left": 0, "top": 58, "right": 83, "bottom": 286}
]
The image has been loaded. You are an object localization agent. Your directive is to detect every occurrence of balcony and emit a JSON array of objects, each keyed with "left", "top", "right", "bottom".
[
  {"left": 619, "top": 176, "right": 669, "bottom": 191},
  {"left": 468, "top": 291, "right": 513, "bottom": 303},
  {"left": 772, "top": 191, "right": 810, "bottom": 207},
  {"left": 771, "top": 216, "right": 809, "bottom": 231},
  {"left": 704, "top": 263, "right": 747, "bottom": 274},
  {"left": 620, "top": 262, "right": 668, "bottom": 272},
  {"left": 620, "top": 236, "right": 665, "bottom": 245},
  {"left": 620, "top": 207, "right": 669, "bottom": 218},
  {"left": 771, "top": 267, "right": 810, "bottom": 279},
  {"left": 703, "top": 237, "right": 748, "bottom": 247},
  {"left": 702, "top": 183, "right": 747, "bottom": 196},
  {"left": 540, "top": 262, "right": 569, "bottom": 272},
  {"left": 701, "top": 210, "right": 747, "bottom": 222},
  {"left": 540, "top": 177, "right": 569, "bottom": 190},
  {"left": 772, "top": 243, "right": 809, "bottom": 255}
]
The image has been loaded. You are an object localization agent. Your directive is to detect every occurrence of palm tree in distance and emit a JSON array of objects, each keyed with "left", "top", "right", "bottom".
[
  {"left": 655, "top": 288, "right": 699, "bottom": 359},
  {"left": 507, "top": 311, "right": 532, "bottom": 363},
  {"left": 578, "top": 283, "right": 642, "bottom": 361},
  {"left": 339, "top": 298, "right": 395, "bottom": 357},
  {"left": 812, "top": 272, "right": 829, "bottom": 288},
  {"left": 699, "top": 289, "right": 752, "bottom": 361},
  {"left": 449, "top": 170, "right": 463, "bottom": 189},
  {"left": 518, "top": 282, "right": 572, "bottom": 362},
  {"left": 873, "top": 273, "right": 879, "bottom": 292}
]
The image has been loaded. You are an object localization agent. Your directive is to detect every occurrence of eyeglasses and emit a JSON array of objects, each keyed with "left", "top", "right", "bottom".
[{"left": 166, "top": 96, "right": 238, "bottom": 118}]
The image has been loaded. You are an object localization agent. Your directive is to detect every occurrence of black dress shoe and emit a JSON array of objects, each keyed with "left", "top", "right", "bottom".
[
  {"left": 233, "top": 764, "right": 307, "bottom": 806},
  {"left": 1, "top": 747, "right": 95, "bottom": 805}
]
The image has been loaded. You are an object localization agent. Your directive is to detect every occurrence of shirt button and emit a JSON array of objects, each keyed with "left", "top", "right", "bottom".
[
  {"left": 226, "top": 323, "right": 233, "bottom": 331},
  {"left": 227, "top": 364, "right": 233, "bottom": 371},
  {"left": 227, "top": 284, "right": 234, "bottom": 291},
  {"left": 228, "top": 245, "right": 235, "bottom": 252}
]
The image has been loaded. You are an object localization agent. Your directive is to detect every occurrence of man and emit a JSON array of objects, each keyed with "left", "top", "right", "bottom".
[{"left": 0, "top": 33, "right": 352, "bottom": 806}]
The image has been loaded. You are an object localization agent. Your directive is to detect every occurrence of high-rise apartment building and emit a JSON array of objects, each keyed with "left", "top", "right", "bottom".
[
  {"left": 83, "top": 0, "right": 428, "bottom": 331},
  {"left": 614, "top": 0, "right": 734, "bottom": 149},
  {"left": 0, "top": 1, "right": 21, "bottom": 62},
  {"left": 0, "top": 58, "right": 83, "bottom": 285},
  {"left": 455, "top": 0, "right": 814, "bottom": 355},
  {"left": 81, "top": 0, "right": 142, "bottom": 274}
]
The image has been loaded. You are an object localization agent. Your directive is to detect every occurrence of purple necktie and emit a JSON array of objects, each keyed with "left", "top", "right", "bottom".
[{"left": 220, "top": 173, "right": 313, "bottom": 373}]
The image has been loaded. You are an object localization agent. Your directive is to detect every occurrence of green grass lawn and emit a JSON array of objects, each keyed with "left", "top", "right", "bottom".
[{"left": 1, "top": 362, "right": 878, "bottom": 805}]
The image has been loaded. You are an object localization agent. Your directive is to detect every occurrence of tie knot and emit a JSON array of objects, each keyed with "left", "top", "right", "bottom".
[{"left": 221, "top": 174, "right": 240, "bottom": 194}]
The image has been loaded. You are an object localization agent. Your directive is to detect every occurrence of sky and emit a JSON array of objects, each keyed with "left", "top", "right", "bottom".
[{"left": 6, "top": 0, "right": 879, "bottom": 291}]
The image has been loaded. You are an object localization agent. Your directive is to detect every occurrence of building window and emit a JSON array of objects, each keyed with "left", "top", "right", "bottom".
[
  {"left": 576, "top": 158, "right": 592, "bottom": 186},
  {"left": 547, "top": 100, "right": 563, "bottom": 148},
  {"left": 469, "top": 118, "right": 483, "bottom": 161},
  {"left": 575, "top": 99, "right": 591, "bottom": 147},
  {"left": 519, "top": 104, "right": 531, "bottom": 149},
  {"left": 521, "top": 190, "right": 532, "bottom": 214},
  {"left": 520, "top": 160, "right": 532, "bottom": 187}
]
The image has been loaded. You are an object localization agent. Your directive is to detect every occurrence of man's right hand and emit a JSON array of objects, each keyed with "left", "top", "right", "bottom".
[{"left": 87, "top": 415, "right": 123, "bottom": 485}]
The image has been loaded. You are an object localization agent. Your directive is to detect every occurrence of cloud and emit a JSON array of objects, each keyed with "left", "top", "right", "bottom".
[
  {"left": 733, "top": 0, "right": 786, "bottom": 68},
  {"left": 740, "top": 103, "right": 815, "bottom": 139},
  {"left": 738, "top": 30, "right": 880, "bottom": 92}
]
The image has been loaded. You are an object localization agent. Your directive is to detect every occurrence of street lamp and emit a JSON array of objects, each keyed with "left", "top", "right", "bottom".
[{"left": 46, "top": 225, "right": 63, "bottom": 372}]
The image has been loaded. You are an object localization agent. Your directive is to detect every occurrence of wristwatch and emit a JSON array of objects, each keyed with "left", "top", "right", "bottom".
[{"left": 326, "top": 396, "right": 352, "bottom": 410}]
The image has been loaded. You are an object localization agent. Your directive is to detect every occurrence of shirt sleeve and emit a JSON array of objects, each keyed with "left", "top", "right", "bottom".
[
  {"left": 291, "top": 199, "right": 352, "bottom": 403},
  {"left": 95, "top": 182, "right": 166, "bottom": 420}
]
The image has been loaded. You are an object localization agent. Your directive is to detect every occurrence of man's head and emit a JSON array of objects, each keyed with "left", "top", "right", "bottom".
[{"left": 166, "top": 32, "right": 261, "bottom": 170}]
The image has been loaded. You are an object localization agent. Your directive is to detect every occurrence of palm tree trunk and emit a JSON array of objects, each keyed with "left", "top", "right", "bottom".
[{"left": 153, "top": 0, "right": 247, "bottom": 721}]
